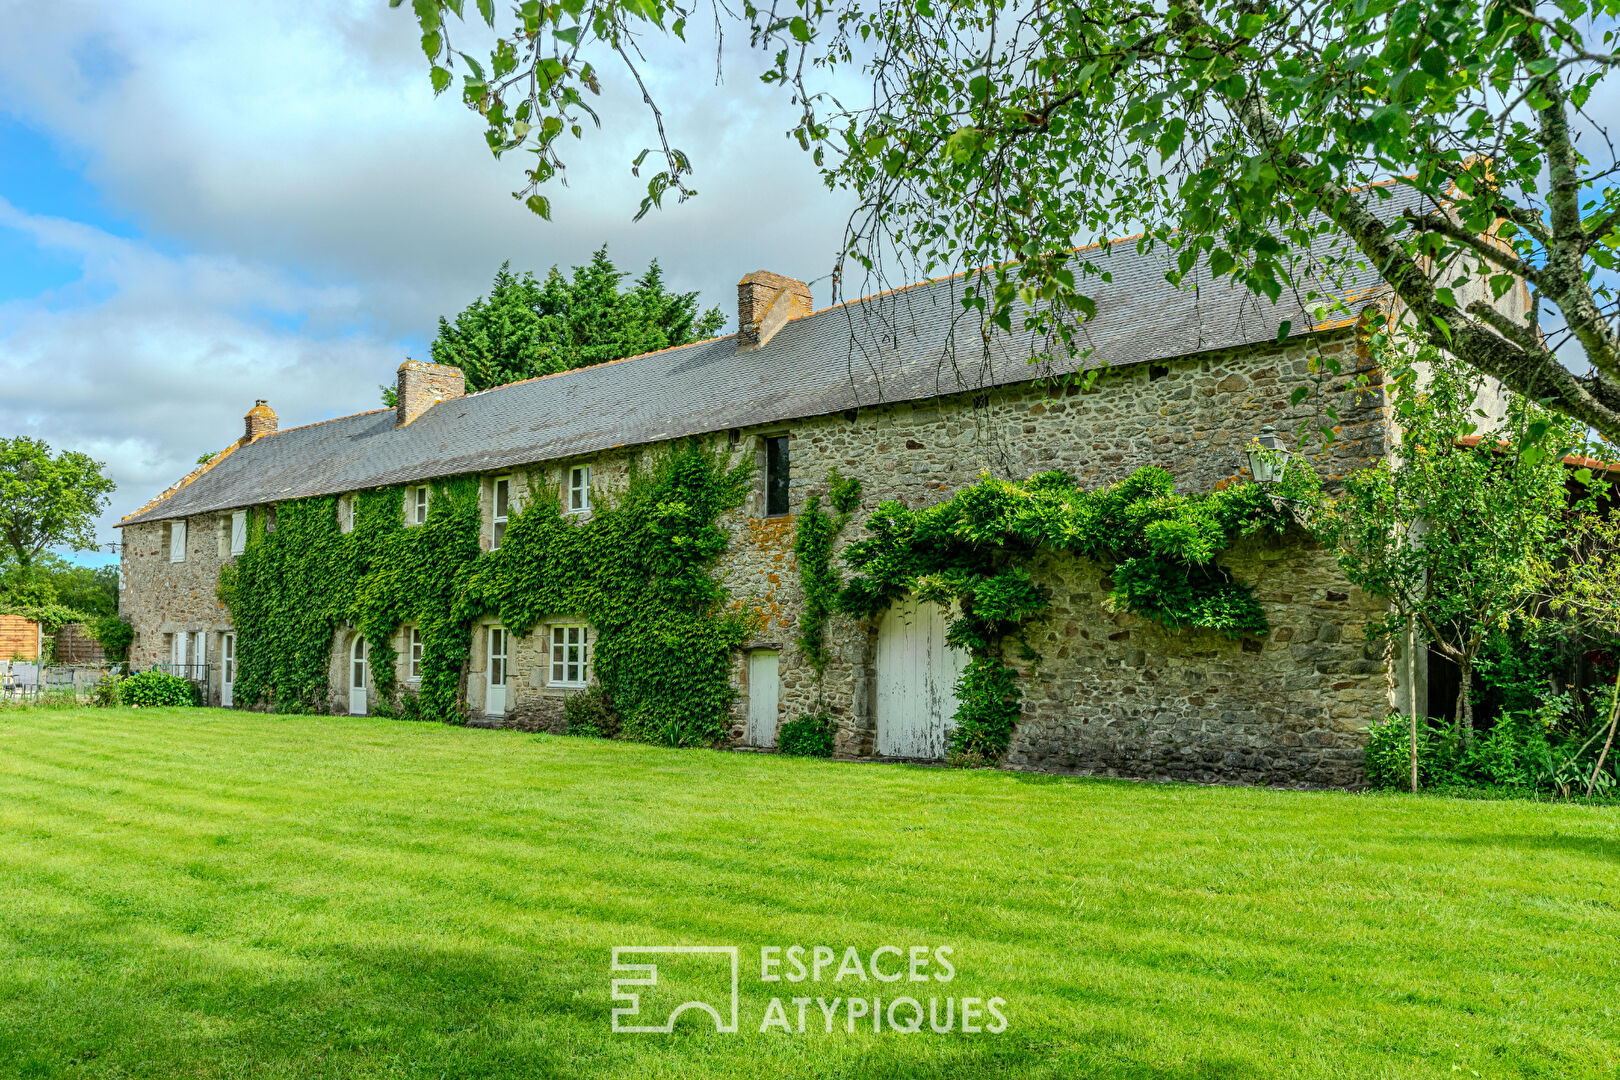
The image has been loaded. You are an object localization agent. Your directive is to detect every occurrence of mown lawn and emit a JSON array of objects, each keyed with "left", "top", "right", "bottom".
[{"left": 0, "top": 708, "right": 1616, "bottom": 1079}]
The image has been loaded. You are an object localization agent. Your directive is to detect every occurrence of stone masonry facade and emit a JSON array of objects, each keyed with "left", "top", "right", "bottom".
[{"left": 120, "top": 322, "right": 1391, "bottom": 788}]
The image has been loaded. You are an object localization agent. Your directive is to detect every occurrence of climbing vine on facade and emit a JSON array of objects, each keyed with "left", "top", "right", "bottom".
[
  {"left": 219, "top": 440, "right": 755, "bottom": 744},
  {"left": 792, "top": 467, "right": 862, "bottom": 674},
  {"left": 462, "top": 441, "right": 756, "bottom": 745},
  {"left": 837, "top": 467, "right": 1305, "bottom": 758}
]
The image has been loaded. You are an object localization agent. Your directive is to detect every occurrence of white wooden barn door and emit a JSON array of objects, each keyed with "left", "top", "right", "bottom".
[
  {"left": 875, "top": 597, "right": 969, "bottom": 759},
  {"left": 747, "top": 650, "right": 780, "bottom": 748}
]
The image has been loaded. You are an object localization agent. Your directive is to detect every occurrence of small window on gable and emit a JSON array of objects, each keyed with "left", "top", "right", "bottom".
[
  {"left": 568, "top": 465, "right": 591, "bottom": 514},
  {"left": 230, "top": 511, "right": 247, "bottom": 556},
  {"left": 550, "top": 624, "right": 591, "bottom": 687},
  {"left": 492, "top": 477, "right": 511, "bottom": 550},
  {"left": 337, "top": 494, "right": 355, "bottom": 534},
  {"left": 765, "top": 435, "right": 790, "bottom": 516},
  {"left": 168, "top": 520, "right": 187, "bottom": 563},
  {"left": 411, "top": 485, "right": 430, "bottom": 525},
  {"left": 408, "top": 627, "right": 423, "bottom": 681}
]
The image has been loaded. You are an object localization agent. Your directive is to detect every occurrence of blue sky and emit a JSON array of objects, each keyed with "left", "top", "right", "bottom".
[{"left": 0, "top": 0, "right": 850, "bottom": 563}]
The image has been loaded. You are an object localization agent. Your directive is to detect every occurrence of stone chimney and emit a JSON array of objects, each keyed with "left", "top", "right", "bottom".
[
  {"left": 395, "top": 359, "right": 466, "bottom": 427},
  {"left": 243, "top": 400, "right": 278, "bottom": 442},
  {"left": 736, "top": 271, "right": 812, "bottom": 351}
]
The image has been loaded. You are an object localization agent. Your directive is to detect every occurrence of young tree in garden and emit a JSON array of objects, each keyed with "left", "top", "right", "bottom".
[
  {"left": 399, "top": 0, "right": 1620, "bottom": 441},
  {"left": 1546, "top": 503, "right": 1620, "bottom": 795},
  {"left": 1308, "top": 334, "right": 1584, "bottom": 789},
  {"left": 0, "top": 437, "right": 115, "bottom": 581},
  {"left": 392, "top": 249, "right": 725, "bottom": 399}
]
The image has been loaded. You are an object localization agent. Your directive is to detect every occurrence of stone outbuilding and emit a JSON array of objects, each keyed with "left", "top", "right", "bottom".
[{"left": 115, "top": 234, "right": 1471, "bottom": 787}]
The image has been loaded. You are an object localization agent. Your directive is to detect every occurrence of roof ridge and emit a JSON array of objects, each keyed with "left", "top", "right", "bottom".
[
  {"left": 460, "top": 332, "right": 737, "bottom": 398},
  {"left": 119, "top": 437, "right": 246, "bottom": 523},
  {"left": 119, "top": 407, "right": 395, "bottom": 523}
]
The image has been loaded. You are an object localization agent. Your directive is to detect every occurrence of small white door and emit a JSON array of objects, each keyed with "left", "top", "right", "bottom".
[
  {"left": 487, "top": 626, "right": 508, "bottom": 717},
  {"left": 747, "top": 650, "right": 780, "bottom": 747},
  {"left": 876, "top": 597, "right": 969, "bottom": 759},
  {"left": 349, "top": 637, "right": 368, "bottom": 715},
  {"left": 221, "top": 633, "right": 236, "bottom": 708}
]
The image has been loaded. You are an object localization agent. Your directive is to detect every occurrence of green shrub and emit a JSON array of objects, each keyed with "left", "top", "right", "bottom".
[
  {"left": 121, "top": 670, "right": 199, "bottom": 708},
  {"left": 778, "top": 713, "right": 837, "bottom": 757},
  {"left": 563, "top": 685, "right": 619, "bottom": 738},
  {"left": 90, "top": 675, "right": 123, "bottom": 708},
  {"left": 1364, "top": 713, "right": 1465, "bottom": 790},
  {"left": 90, "top": 616, "right": 134, "bottom": 663},
  {"left": 1462, "top": 711, "right": 1555, "bottom": 789}
]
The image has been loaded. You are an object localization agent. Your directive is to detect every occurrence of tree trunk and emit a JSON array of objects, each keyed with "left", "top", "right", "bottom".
[
  {"left": 1410, "top": 708, "right": 1419, "bottom": 794},
  {"left": 1586, "top": 666, "right": 1620, "bottom": 799},
  {"left": 1454, "top": 656, "right": 1475, "bottom": 743}
]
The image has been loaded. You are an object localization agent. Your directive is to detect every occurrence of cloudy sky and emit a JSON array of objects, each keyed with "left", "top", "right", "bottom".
[{"left": 0, "top": 0, "right": 855, "bottom": 558}]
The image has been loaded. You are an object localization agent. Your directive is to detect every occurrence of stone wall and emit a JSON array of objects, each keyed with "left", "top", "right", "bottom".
[
  {"left": 709, "top": 326, "right": 1389, "bottom": 785},
  {"left": 119, "top": 325, "right": 1392, "bottom": 786},
  {"left": 120, "top": 514, "right": 236, "bottom": 703}
]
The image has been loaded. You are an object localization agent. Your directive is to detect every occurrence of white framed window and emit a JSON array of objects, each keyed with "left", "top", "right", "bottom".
[
  {"left": 408, "top": 627, "right": 423, "bottom": 681},
  {"left": 568, "top": 465, "right": 591, "bottom": 514},
  {"left": 549, "top": 624, "right": 591, "bottom": 687},
  {"left": 491, "top": 477, "right": 511, "bottom": 549},
  {"left": 411, "top": 486, "right": 430, "bottom": 525},
  {"left": 168, "top": 520, "right": 187, "bottom": 563},
  {"left": 217, "top": 515, "right": 231, "bottom": 558},
  {"left": 230, "top": 510, "right": 247, "bottom": 555},
  {"left": 337, "top": 494, "right": 355, "bottom": 534}
]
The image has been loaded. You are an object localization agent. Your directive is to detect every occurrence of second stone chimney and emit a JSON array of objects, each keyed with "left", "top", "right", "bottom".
[
  {"left": 736, "top": 271, "right": 812, "bottom": 351},
  {"left": 395, "top": 359, "right": 466, "bottom": 427},
  {"left": 244, "top": 400, "right": 278, "bottom": 442}
]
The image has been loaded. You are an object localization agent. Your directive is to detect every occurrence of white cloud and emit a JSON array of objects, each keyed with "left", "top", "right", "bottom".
[{"left": 0, "top": 0, "right": 857, "bottom": 548}]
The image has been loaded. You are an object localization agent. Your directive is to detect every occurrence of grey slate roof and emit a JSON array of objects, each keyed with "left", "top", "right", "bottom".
[{"left": 121, "top": 229, "right": 1394, "bottom": 526}]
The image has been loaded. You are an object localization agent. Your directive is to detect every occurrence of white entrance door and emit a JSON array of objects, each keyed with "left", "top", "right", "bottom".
[
  {"left": 876, "top": 597, "right": 969, "bottom": 759},
  {"left": 487, "top": 626, "right": 508, "bottom": 717},
  {"left": 221, "top": 633, "right": 236, "bottom": 708},
  {"left": 349, "top": 637, "right": 367, "bottom": 715},
  {"left": 747, "top": 650, "right": 779, "bottom": 747}
]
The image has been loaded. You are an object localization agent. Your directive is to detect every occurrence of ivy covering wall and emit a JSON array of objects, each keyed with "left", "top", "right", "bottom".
[
  {"left": 218, "top": 444, "right": 1298, "bottom": 762},
  {"left": 837, "top": 467, "right": 1303, "bottom": 758},
  {"left": 792, "top": 468, "right": 862, "bottom": 674},
  {"left": 219, "top": 441, "right": 755, "bottom": 743}
]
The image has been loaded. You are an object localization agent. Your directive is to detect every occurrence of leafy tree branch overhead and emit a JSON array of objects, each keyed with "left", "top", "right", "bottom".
[{"left": 399, "top": 0, "right": 1620, "bottom": 441}]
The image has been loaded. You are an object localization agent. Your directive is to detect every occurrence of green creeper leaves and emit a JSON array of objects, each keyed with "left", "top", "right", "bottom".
[
  {"left": 221, "top": 443, "right": 755, "bottom": 744},
  {"left": 838, "top": 466, "right": 1295, "bottom": 759}
]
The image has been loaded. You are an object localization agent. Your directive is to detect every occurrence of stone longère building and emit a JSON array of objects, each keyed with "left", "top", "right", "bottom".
[{"left": 119, "top": 232, "right": 1444, "bottom": 787}]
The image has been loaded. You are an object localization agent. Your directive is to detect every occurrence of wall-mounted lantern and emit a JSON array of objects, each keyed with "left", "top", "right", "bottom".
[{"left": 1246, "top": 425, "right": 1290, "bottom": 485}]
